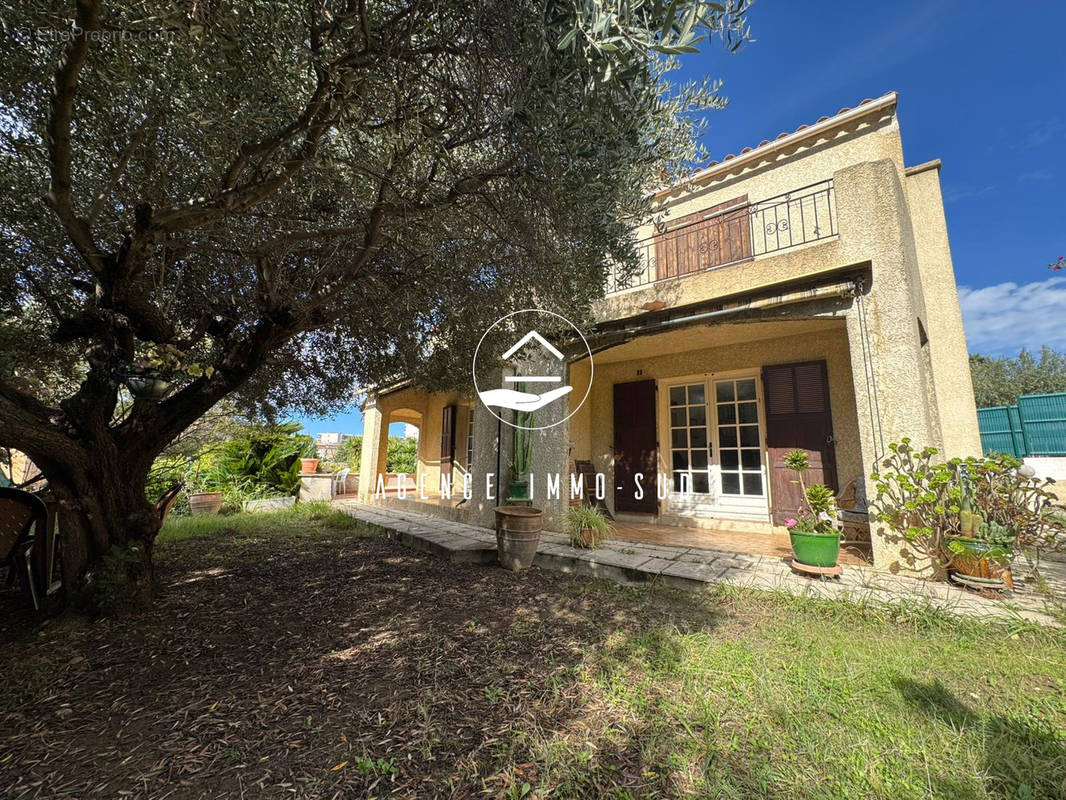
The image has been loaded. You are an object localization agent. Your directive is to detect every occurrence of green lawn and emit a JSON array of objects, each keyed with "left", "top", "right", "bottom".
[{"left": 2, "top": 506, "right": 1063, "bottom": 799}]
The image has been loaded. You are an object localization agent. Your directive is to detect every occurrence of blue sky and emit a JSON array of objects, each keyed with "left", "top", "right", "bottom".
[{"left": 294, "top": 0, "right": 1066, "bottom": 437}]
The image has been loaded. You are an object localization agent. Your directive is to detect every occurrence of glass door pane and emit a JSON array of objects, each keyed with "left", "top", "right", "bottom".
[
  {"left": 714, "top": 377, "right": 764, "bottom": 497},
  {"left": 668, "top": 382, "right": 712, "bottom": 494}
]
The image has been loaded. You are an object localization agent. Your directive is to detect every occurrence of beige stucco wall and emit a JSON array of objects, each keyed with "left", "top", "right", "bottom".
[
  {"left": 903, "top": 162, "right": 982, "bottom": 458},
  {"left": 357, "top": 386, "right": 470, "bottom": 499},
  {"left": 357, "top": 382, "right": 509, "bottom": 528}
]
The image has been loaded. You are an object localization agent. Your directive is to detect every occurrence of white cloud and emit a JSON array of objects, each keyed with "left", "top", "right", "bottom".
[
  {"left": 942, "top": 184, "right": 995, "bottom": 204},
  {"left": 1018, "top": 169, "right": 1053, "bottom": 182},
  {"left": 958, "top": 276, "right": 1066, "bottom": 356}
]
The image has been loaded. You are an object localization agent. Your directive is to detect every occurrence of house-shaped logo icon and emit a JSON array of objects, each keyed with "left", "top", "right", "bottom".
[
  {"left": 472, "top": 309, "right": 594, "bottom": 430},
  {"left": 478, "top": 329, "right": 573, "bottom": 412}
]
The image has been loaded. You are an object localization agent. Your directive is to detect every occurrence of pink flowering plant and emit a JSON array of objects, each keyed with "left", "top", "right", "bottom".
[{"left": 783, "top": 449, "right": 839, "bottom": 535}]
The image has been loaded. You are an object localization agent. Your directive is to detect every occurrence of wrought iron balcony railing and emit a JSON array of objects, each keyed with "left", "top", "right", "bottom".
[{"left": 606, "top": 179, "right": 837, "bottom": 294}]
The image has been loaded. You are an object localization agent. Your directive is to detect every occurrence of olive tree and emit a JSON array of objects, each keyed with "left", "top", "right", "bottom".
[{"left": 0, "top": 0, "right": 749, "bottom": 606}]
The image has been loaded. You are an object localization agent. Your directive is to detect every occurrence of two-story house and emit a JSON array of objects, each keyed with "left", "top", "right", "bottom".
[{"left": 354, "top": 92, "right": 982, "bottom": 569}]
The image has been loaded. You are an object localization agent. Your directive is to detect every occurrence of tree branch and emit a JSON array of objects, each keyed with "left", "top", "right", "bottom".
[{"left": 44, "top": 0, "right": 105, "bottom": 274}]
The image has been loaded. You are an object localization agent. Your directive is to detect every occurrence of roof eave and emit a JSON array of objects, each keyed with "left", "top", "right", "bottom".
[{"left": 655, "top": 91, "right": 899, "bottom": 199}]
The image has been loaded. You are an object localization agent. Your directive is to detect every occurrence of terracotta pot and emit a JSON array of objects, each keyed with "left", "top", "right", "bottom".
[
  {"left": 946, "top": 537, "right": 1014, "bottom": 590},
  {"left": 580, "top": 527, "right": 596, "bottom": 548},
  {"left": 188, "top": 491, "right": 223, "bottom": 516},
  {"left": 495, "top": 505, "right": 543, "bottom": 571},
  {"left": 300, "top": 458, "right": 320, "bottom": 474}
]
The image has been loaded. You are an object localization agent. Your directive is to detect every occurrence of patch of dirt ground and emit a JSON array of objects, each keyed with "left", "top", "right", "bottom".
[{"left": 0, "top": 526, "right": 723, "bottom": 798}]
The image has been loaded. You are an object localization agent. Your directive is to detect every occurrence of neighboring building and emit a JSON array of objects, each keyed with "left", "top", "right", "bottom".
[
  {"left": 355, "top": 92, "right": 982, "bottom": 570},
  {"left": 315, "top": 432, "right": 355, "bottom": 460}
]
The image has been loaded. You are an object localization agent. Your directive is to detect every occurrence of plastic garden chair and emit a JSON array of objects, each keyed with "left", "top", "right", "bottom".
[
  {"left": 0, "top": 487, "right": 47, "bottom": 610},
  {"left": 333, "top": 468, "right": 350, "bottom": 497}
]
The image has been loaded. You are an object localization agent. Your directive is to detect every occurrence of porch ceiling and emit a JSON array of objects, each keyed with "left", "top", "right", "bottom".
[{"left": 590, "top": 317, "right": 845, "bottom": 364}]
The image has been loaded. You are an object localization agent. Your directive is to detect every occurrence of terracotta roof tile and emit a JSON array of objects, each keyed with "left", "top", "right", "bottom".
[{"left": 698, "top": 92, "right": 897, "bottom": 174}]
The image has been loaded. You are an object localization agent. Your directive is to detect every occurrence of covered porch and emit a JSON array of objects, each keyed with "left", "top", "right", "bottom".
[
  {"left": 568, "top": 307, "right": 875, "bottom": 536},
  {"left": 356, "top": 278, "right": 883, "bottom": 564}
]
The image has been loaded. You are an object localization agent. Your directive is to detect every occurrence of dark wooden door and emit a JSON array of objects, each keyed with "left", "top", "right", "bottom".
[
  {"left": 440, "top": 405, "right": 456, "bottom": 474},
  {"left": 613, "top": 380, "right": 658, "bottom": 513},
  {"left": 762, "top": 361, "right": 838, "bottom": 525}
]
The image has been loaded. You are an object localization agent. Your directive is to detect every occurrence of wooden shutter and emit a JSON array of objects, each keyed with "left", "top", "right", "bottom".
[
  {"left": 762, "top": 361, "right": 838, "bottom": 524},
  {"left": 654, "top": 195, "right": 751, "bottom": 279},
  {"left": 440, "top": 405, "right": 456, "bottom": 471}
]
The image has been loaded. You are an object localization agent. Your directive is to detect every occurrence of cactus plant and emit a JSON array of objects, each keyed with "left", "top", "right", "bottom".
[{"left": 506, "top": 385, "right": 535, "bottom": 502}]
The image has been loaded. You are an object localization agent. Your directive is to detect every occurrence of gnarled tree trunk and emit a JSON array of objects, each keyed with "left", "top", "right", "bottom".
[{"left": 17, "top": 422, "right": 163, "bottom": 610}]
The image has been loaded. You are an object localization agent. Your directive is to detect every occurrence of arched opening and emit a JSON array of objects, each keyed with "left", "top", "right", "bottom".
[{"left": 380, "top": 408, "right": 422, "bottom": 495}]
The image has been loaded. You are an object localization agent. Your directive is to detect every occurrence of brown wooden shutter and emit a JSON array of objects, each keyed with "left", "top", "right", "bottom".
[
  {"left": 653, "top": 195, "right": 751, "bottom": 280},
  {"left": 762, "top": 361, "right": 838, "bottom": 524},
  {"left": 440, "top": 405, "right": 456, "bottom": 471}
]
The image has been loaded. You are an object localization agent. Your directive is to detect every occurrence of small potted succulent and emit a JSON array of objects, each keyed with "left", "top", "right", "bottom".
[
  {"left": 783, "top": 449, "right": 841, "bottom": 568},
  {"left": 565, "top": 505, "right": 613, "bottom": 549}
]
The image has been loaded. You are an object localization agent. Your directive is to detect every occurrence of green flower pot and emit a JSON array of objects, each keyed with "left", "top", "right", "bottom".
[
  {"left": 506, "top": 479, "right": 530, "bottom": 503},
  {"left": 789, "top": 531, "right": 841, "bottom": 568}
]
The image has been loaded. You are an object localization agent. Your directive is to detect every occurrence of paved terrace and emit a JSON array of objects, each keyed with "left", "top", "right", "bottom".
[{"left": 333, "top": 500, "right": 1065, "bottom": 627}]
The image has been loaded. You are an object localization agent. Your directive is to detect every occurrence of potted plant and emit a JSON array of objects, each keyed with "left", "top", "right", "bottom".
[
  {"left": 299, "top": 440, "right": 320, "bottom": 474},
  {"left": 565, "top": 505, "right": 613, "bottom": 548},
  {"left": 506, "top": 405, "right": 535, "bottom": 503},
  {"left": 117, "top": 344, "right": 215, "bottom": 402},
  {"left": 186, "top": 463, "right": 224, "bottom": 516},
  {"left": 121, "top": 366, "right": 176, "bottom": 401},
  {"left": 783, "top": 449, "right": 841, "bottom": 569},
  {"left": 942, "top": 459, "right": 1034, "bottom": 590}
]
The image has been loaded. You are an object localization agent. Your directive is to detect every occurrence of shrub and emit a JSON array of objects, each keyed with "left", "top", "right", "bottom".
[
  {"left": 386, "top": 436, "right": 418, "bottom": 473},
  {"left": 335, "top": 436, "right": 363, "bottom": 467},
  {"left": 216, "top": 422, "right": 311, "bottom": 495}
]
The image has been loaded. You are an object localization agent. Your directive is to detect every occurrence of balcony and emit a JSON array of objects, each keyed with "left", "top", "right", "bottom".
[{"left": 607, "top": 179, "right": 837, "bottom": 294}]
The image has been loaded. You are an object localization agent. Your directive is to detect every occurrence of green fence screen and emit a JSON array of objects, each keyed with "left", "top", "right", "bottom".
[{"left": 977, "top": 392, "right": 1066, "bottom": 457}]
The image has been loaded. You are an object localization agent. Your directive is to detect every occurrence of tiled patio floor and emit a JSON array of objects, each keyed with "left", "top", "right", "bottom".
[
  {"left": 334, "top": 500, "right": 1064, "bottom": 627},
  {"left": 611, "top": 520, "right": 870, "bottom": 565}
]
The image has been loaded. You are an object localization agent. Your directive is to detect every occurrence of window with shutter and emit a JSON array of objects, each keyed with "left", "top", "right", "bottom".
[
  {"left": 795, "top": 363, "right": 827, "bottom": 414},
  {"left": 762, "top": 360, "right": 838, "bottom": 523}
]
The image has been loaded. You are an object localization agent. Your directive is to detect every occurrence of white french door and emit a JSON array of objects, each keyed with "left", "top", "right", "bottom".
[{"left": 664, "top": 373, "right": 769, "bottom": 520}]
